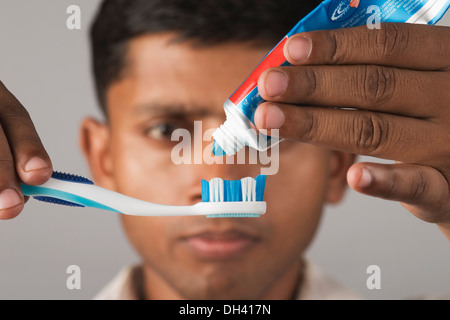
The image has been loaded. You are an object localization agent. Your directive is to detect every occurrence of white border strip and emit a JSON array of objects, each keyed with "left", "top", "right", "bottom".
[{"left": 406, "top": 0, "right": 447, "bottom": 23}]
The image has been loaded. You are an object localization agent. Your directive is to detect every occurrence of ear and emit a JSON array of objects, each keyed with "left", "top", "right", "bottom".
[
  {"left": 326, "top": 151, "right": 356, "bottom": 204},
  {"left": 79, "top": 117, "right": 115, "bottom": 190}
]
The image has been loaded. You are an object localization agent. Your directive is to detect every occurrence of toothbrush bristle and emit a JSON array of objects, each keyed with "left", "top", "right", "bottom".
[
  {"left": 51, "top": 171, "right": 94, "bottom": 185},
  {"left": 32, "top": 196, "right": 85, "bottom": 208},
  {"left": 201, "top": 175, "right": 266, "bottom": 218}
]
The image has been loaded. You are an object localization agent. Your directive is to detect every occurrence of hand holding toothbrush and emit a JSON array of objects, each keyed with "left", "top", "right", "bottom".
[
  {"left": 0, "top": 81, "right": 53, "bottom": 219},
  {"left": 255, "top": 23, "right": 450, "bottom": 240}
]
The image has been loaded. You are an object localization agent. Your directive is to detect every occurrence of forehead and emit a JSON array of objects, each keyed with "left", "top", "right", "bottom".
[{"left": 106, "top": 33, "right": 270, "bottom": 114}]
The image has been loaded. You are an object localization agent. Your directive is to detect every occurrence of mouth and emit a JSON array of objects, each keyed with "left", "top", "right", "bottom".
[{"left": 179, "top": 229, "right": 260, "bottom": 260}]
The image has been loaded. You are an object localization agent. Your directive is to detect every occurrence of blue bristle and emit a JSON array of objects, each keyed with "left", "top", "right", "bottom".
[
  {"left": 255, "top": 175, "right": 267, "bottom": 201},
  {"left": 229, "top": 180, "right": 242, "bottom": 202},
  {"left": 223, "top": 180, "right": 230, "bottom": 201},
  {"left": 201, "top": 179, "right": 209, "bottom": 202},
  {"left": 51, "top": 171, "right": 94, "bottom": 185},
  {"left": 33, "top": 196, "right": 85, "bottom": 207}
]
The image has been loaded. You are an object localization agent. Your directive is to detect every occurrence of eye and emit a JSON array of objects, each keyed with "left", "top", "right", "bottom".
[{"left": 145, "top": 122, "right": 180, "bottom": 141}]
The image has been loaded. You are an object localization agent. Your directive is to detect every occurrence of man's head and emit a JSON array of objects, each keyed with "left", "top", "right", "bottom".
[
  {"left": 80, "top": 0, "right": 354, "bottom": 299},
  {"left": 89, "top": 0, "right": 319, "bottom": 113}
]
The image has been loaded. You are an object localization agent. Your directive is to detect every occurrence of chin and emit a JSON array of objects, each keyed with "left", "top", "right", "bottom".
[{"left": 172, "top": 265, "right": 265, "bottom": 300}]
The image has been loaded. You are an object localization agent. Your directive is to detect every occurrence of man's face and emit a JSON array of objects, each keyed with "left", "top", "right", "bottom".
[{"left": 81, "top": 33, "right": 350, "bottom": 299}]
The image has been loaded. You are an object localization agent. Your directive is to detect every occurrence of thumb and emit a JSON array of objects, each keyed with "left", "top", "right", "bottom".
[{"left": 346, "top": 162, "right": 450, "bottom": 225}]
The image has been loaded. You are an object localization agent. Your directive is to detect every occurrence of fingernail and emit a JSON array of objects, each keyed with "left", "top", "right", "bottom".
[
  {"left": 24, "top": 156, "right": 49, "bottom": 172},
  {"left": 264, "top": 104, "right": 285, "bottom": 129},
  {"left": 0, "top": 189, "right": 22, "bottom": 210},
  {"left": 358, "top": 168, "right": 373, "bottom": 188},
  {"left": 287, "top": 36, "right": 312, "bottom": 63},
  {"left": 265, "top": 70, "right": 288, "bottom": 97}
]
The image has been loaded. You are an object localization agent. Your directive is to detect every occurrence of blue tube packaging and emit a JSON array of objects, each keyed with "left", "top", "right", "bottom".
[{"left": 212, "top": 0, "right": 450, "bottom": 156}]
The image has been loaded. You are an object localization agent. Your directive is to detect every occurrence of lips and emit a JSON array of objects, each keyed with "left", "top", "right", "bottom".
[{"left": 180, "top": 229, "right": 260, "bottom": 260}]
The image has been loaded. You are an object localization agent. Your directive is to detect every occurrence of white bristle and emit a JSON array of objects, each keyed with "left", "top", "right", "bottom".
[
  {"left": 241, "top": 177, "right": 256, "bottom": 202},
  {"left": 242, "top": 178, "right": 248, "bottom": 201},
  {"left": 209, "top": 178, "right": 224, "bottom": 202}
]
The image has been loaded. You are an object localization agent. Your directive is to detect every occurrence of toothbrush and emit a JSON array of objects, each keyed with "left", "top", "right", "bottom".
[{"left": 20, "top": 171, "right": 267, "bottom": 218}]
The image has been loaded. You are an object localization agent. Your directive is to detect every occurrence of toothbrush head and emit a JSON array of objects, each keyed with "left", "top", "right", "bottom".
[{"left": 201, "top": 175, "right": 267, "bottom": 218}]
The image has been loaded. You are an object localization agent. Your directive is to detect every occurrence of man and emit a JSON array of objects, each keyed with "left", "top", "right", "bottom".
[{"left": 0, "top": 0, "right": 449, "bottom": 299}]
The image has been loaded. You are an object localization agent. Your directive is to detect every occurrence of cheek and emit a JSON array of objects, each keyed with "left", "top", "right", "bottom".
[
  {"left": 263, "top": 143, "right": 330, "bottom": 253},
  {"left": 120, "top": 215, "right": 175, "bottom": 262}
]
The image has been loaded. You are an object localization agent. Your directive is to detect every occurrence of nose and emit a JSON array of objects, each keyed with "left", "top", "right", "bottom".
[
  {"left": 188, "top": 155, "right": 260, "bottom": 205},
  {"left": 184, "top": 144, "right": 262, "bottom": 202},
  {"left": 184, "top": 119, "right": 263, "bottom": 203},
  {"left": 191, "top": 118, "right": 261, "bottom": 180},
  {"left": 205, "top": 160, "right": 256, "bottom": 181}
]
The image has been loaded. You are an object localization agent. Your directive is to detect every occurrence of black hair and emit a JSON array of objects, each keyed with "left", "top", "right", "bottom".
[{"left": 90, "top": 0, "right": 318, "bottom": 114}]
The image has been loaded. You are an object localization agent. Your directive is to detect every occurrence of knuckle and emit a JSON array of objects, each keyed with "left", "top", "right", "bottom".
[
  {"left": 326, "top": 31, "right": 340, "bottom": 64},
  {"left": 375, "top": 24, "right": 409, "bottom": 59},
  {"left": 0, "top": 158, "right": 16, "bottom": 176},
  {"left": 8, "top": 128, "right": 46, "bottom": 156},
  {"left": 0, "top": 89, "right": 11, "bottom": 106},
  {"left": 15, "top": 134, "right": 43, "bottom": 150},
  {"left": 437, "top": 186, "right": 450, "bottom": 217},
  {"left": 361, "top": 65, "right": 396, "bottom": 107},
  {"left": 408, "top": 169, "right": 428, "bottom": 201},
  {"left": 353, "top": 112, "right": 387, "bottom": 154},
  {"left": 0, "top": 96, "right": 15, "bottom": 114},
  {"left": 326, "top": 29, "right": 355, "bottom": 65},
  {"left": 297, "top": 108, "right": 318, "bottom": 141},
  {"left": 0, "top": 100, "right": 31, "bottom": 123},
  {"left": 386, "top": 166, "right": 399, "bottom": 196},
  {"left": 13, "top": 106, "right": 31, "bottom": 122},
  {"left": 301, "top": 67, "right": 318, "bottom": 98},
  {"left": 0, "top": 87, "right": 30, "bottom": 120},
  {"left": 0, "top": 80, "right": 6, "bottom": 92},
  {"left": 326, "top": 28, "right": 362, "bottom": 64}
]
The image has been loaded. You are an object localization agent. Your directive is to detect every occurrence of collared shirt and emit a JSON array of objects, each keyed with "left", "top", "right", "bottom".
[{"left": 93, "top": 261, "right": 362, "bottom": 300}]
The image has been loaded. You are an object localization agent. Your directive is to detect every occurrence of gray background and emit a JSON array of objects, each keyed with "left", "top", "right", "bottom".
[{"left": 0, "top": 0, "right": 448, "bottom": 300}]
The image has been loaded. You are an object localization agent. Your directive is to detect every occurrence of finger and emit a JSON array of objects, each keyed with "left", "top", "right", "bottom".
[
  {"left": 0, "top": 124, "right": 24, "bottom": 220},
  {"left": 284, "top": 23, "right": 450, "bottom": 71},
  {"left": 258, "top": 64, "right": 448, "bottom": 118},
  {"left": 347, "top": 162, "right": 450, "bottom": 225},
  {"left": 0, "top": 81, "right": 52, "bottom": 185},
  {"left": 254, "top": 102, "right": 447, "bottom": 165}
]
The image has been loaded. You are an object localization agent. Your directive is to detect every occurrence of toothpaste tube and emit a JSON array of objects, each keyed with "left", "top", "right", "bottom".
[{"left": 212, "top": 0, "right": 450, "bottom": 156}]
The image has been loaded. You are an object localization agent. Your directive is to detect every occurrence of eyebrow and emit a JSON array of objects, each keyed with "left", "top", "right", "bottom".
[{"left": 133, "top": 103, "right": 215, "bottom": 117}]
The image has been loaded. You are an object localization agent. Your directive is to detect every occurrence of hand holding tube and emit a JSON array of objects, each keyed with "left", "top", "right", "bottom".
[{"left": 255, "top": 23, "right": 450, "bottom": 240}]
